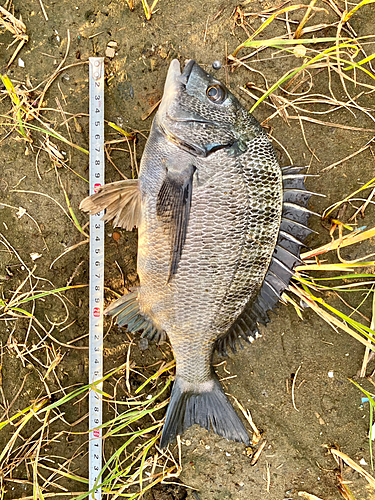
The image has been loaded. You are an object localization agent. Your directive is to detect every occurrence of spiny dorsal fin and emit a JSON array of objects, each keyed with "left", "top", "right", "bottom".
[{"left": 216, "top": 166, "right": 320, "bottom": 356}]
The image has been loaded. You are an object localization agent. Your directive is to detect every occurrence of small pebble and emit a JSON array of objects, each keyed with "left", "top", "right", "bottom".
[
  {"left": 212, "top": 60, "right": 222, "bottom": 70},
  {"left": 139, "top": 337, "right": 148, "bottom": 351}
]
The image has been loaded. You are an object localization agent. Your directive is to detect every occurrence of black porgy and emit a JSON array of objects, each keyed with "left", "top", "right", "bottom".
[{"left": 80, "top": 59, "right": 315, "bottom": 447}]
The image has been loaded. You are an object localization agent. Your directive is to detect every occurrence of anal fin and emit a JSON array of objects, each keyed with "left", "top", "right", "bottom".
[{"left": 105, "top": 290, "right": 165, "bottom": 342}]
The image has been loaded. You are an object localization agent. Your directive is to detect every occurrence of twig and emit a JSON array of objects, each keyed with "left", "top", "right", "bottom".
[
  {"left": 250, "top": 440, "right": 267, "bottom": 466},
  {"left": 36, "top": 30, "right": 71, "bottom": 114},
  {"left": 322, "top": 137, "right": 375, "bottom": 172},
  {"left": 295, "top": 0, "right": 317, "bottom": 39},
  {"left": 38, "top": 0, "right": 48, "bottom": 21},
  {"left": 292, "top": 365, "right": 302, "bottom": 411},
  {"left": 330, "top": 447, "right": 375, "bottom": 488}
]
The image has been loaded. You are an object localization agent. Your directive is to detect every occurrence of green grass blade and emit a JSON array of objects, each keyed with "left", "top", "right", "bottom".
[
  {"left": 7, "top": 307, "right": 34, "bottom": 317},
  {"left": 250, "top": 42, "right": 360, "bottom": 112},
  {"left": 344, "top": 0, "right": 375, "bottom": 21},
  {"left": 241, "top": 36, "right": 346, "bottom": 50},
  {"left": 0, "top": 118, "right": 89, "bottom": 155},
  {"left": 0, "top": 75, "right": 27, "bottom": 137},
  {"left": 12, "top": 284, "right": 86, "bottom": 305}
]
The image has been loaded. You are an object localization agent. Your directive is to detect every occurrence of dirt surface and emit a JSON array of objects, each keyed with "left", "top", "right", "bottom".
[{"left": 1, "top": 1, "right": 375, "bottom": 499}]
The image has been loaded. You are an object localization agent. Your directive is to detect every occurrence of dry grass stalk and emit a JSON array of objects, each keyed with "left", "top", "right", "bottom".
[
  {"left": 0, "top": 5, "right": 28, "bottom": 68},
  {"left": 294, "top": 0, "right": 317, "bottom": 39},
  {"left": 298, "top": 492, "right": 325, "bottom": 500},
  {"left": 331, "top": 447, "right": 375, "bottom": 488},
  {"left": 38, "top": 0, "right": 48, "bottom": 21},
  {"left": 228, "top": 0, "right": 375, "bottom": 160},
  {"left": 230, "top": 394, "right": 261, "bottom": 444},
  {"left": 250, "top": 440, "right": 267, "bottom": 466}
]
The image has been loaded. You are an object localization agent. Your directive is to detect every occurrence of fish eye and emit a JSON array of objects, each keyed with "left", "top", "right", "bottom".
[{"left": 206, "top": 84, "right": 226, "bottom": 104}]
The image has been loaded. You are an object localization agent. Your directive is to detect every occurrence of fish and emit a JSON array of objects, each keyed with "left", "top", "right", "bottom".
[{"left": 80, "top": 59, "right": 316, "bottom": 448}]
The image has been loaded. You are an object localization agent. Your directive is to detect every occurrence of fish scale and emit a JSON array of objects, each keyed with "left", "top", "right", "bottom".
[{"left": 80, "top": 59, "right": 318, "bottom": 448}]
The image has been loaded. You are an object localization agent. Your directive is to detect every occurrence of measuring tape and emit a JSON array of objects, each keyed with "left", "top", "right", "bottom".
[{"left": 88, "top": 57, "right": 105, "bottom": 500}]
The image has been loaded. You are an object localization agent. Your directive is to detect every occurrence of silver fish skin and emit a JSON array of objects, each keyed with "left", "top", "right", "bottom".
[{"left": 81, "top": 59, "right": 286, "bottom": 448}]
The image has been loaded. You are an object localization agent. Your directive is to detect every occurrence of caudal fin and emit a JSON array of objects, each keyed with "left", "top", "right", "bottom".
[{"left": 160, "top": 375, "right": 249, "bottom": 448}]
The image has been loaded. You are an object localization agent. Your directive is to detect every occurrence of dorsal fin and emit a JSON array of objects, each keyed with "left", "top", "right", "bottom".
[
  {"left": 79, "top": 179, "right": 141, "bottom": 230},
  {"left": 215, "top": 166, "right": 320, "bottom": 356}
]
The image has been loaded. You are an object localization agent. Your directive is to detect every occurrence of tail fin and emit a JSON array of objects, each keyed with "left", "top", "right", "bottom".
[{"left": 160, "top": 375, "right": 249, "bottom": 448}]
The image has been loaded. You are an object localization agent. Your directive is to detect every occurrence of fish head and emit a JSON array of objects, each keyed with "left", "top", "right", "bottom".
[{"left": 156, "top": 59, "right": 260, "bottom": 157}]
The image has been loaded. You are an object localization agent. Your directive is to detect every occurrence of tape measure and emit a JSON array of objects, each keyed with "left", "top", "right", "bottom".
[{"left": 88, "top": 57, "right": 105, "bottom": 500}]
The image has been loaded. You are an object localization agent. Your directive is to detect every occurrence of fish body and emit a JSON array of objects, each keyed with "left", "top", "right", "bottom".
[{"left": 80, "top": 60, "right": 314, "bottom": 447}]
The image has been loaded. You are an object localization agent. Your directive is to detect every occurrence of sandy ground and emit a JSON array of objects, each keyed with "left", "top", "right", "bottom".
[{"left": 1, "top": 1, "right": 375, "bottom": 499}]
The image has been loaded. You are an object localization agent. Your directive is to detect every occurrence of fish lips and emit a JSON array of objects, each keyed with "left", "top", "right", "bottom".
[{"left": 164, "top": 59, "right": 195, "bottom": 94}]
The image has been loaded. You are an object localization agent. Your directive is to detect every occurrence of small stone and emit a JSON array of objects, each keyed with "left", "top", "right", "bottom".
[
  {"left": 105, "top": 41, "right": 118, "bottom": 59},
  {"left": 293, "top": 44, "right": 307, "bottom": 58},
  {"left": 30, "top": 252, "right": 42, "bottom": 261},
  {"left": 159, "top": 47, "right": 168, "bottom": 59},
  {"left": 17, "top": 207, "right": 26, "bottom": 218},
  {"left": 139, "top": 337, "right": 148, "bottom": 351},
  {"left": 212, "top": 60, "right": 222, "bottom": 70}
]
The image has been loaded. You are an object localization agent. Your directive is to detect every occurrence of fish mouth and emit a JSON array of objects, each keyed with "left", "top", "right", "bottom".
[
  {"left": 163, "top": 59, "right": 195, "bottom": 94},
  {"left": 158, "top": 59, "right": 235, "bottom": 157},
  {"left": 180, "top": 60, "right": 195, "bottom": 86},
  {"left": 162, "top": 59, "right": 209, "bottom": 125},
  {"left": 163, "top": 59, "right": 182, "bottom": 95}
]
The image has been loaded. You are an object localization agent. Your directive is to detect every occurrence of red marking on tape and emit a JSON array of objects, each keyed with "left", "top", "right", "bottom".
[
  {"left": 93, "top": 429, "right": 100, "bottom": 438},
  {"left": 94, "top": 183, "right": 101, "bottom": 193},
  {"left": 93, "top": 307, "right": 100, "bottom": 317}
]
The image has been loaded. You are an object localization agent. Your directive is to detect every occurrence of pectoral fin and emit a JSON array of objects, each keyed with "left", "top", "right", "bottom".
[
  {"left": 156, "top": 165, "right": 196, "bottom": 281},
  {"left": 79, "top": 179, "right": 141, "bottom": 230}
]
